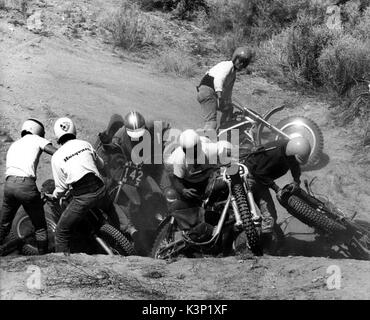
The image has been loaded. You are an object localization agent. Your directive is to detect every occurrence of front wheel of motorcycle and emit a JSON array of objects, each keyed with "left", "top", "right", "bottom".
[
  {"left": 346, "top": 220, "right": 370, "bottom": 260},
  {"left": 98, "top": 224, "right": 136, "bottom": 256},
  {"left": 151, "top": 218, "right": 177, "bottom": 259},
  {"left": 273, "top": 116, "right": 324, "bottom": 170},
  {"left": 232, "top": 184, "right": 263, "bottom": 256}
]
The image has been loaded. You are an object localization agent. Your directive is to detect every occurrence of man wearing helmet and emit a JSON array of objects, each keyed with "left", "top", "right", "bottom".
[
  {"left": 243, "top": 137, "right": 311, "bottom": 247},
  {"left": 165, "top": 129, "right": 232, "bottom": 211},
  {"left": 46, "top": 117, "right": 120, "bottom": 253},
  {"left": 196, "top": 46, "right": 255, "bottom": 130},
  {"left": 0, "top": 119, "right": 57, "bottom": 254},
  {"left": 111, "top": 111, "right": 171, "bottom": 191}
]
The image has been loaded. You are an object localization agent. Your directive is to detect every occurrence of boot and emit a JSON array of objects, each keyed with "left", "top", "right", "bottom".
[
  {"left": 35, "top": 228, "right": 48, "bottom": 255},
  {"left": 0, "top": 223, "right": 11, "bottom": 246}
]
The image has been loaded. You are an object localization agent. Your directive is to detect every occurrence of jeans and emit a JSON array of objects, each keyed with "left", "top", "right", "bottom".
[
  {"left": 246, "top": 175, "right": 277, "bottom": 234},
  {"left": 55, "top": 184, "right": 113, "bottom": 253},
  {"left": 0, "top": 176, "right": 48, "bottom": 253},
  {"left": 197, "top": 85, "right": 218, "bottom": 130}
]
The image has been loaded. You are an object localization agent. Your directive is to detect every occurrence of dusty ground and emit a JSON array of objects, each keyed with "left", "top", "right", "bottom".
[{"left": 0, "top": 0, "right": 370, "bottom": 300}]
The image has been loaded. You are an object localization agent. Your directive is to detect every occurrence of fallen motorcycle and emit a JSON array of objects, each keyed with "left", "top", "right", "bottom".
[
  {"left": 276, "top": 179, "right": 370, "bottom": 260},
  {"left": 151, "top": 163, "right": 263, "bottom": 259},
  {"left": 218, "top": 99, "right": 324, "bottom": 169},
  {"left": 103, "top": 145, "right": 169, "bottom": 256},
  {"left": 10, "top": 179, "right": 135, "bottom": 256}
]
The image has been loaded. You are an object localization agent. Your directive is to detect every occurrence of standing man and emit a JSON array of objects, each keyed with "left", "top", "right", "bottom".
[
  {"left": 196, "top": 46, "right": 255, "bottom": 130},
  {"left": 0, "top": 119, "right": 56, "bottom": 254},
  {"left": 47, "top": 117, "right": 115, "bottom": 253}
]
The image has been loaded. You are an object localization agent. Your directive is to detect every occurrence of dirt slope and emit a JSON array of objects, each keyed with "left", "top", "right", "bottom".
[
  {"left": 1, "top": 254, "right": 369, "bottom": 300},
  {"left": 0, "top": 0, "right": 370, "bottom": 300}
]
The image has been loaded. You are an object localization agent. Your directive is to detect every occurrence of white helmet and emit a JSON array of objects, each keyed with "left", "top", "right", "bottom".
[
  {"left": 179, "top": 129, "right": 201, "bottom": 151},
  {"left": 54, "top": 117, "right": 77, "bottom": 143},
  {"left": 21, "top": 119, "right": 45, "bottom": 137}
]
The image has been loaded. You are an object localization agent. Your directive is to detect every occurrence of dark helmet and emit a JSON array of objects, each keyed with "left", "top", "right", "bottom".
[
  {"left": 123, "top": 111, "right": 146, "bottom": 139},
  {"left": 231, "top": 46, "right": 255, "bottom": 67}
]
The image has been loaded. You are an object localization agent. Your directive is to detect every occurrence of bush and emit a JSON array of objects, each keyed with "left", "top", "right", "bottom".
[
  {"left": 135, "top": 0, "right": 208, "bottom": 19},
  {"left": 154, "top": 50, "right": 197, "bottom": 77},
  {"left": 286, "top": 15, "right": 336, "bottom": 86},
  {"left": 101, "top": 1, "right": 160, "bottom": 51},
  {"left": 318, "top": 34, "right": 370, "bottom": 95}
]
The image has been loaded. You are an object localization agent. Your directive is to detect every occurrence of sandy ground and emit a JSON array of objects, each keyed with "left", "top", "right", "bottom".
[{"left": 0, "top": 0, "right": 369, "bottom": 300}]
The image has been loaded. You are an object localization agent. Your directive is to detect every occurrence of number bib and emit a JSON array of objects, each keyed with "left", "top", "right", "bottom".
[{"left": 121, "top": 161, "right": 144, "bottom": 187}]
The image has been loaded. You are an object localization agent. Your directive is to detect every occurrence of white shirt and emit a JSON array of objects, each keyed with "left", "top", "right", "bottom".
[
  {"left": 165, "top": 138, "right": 232, "bottom": 183},
  {"left": 5, "top": 134, "right": 51, "bottom": 179},
  {"left": 51, "top": 139, "right": 104, "bottom": 198},
  {"left": 207, "top": 61, "right": 236, "bottom": 102}
]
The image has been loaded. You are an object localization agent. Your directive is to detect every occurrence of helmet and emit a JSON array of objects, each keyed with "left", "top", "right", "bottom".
[
  {"left": 286, "top": 137, "right": 311, "bottom": 164},
  {"left": 164, "top": 188, "right": 177, "bottom": 203},
  {"left": 54, "top": 117, "right": 77, "bottom": 143},
  {"left": 21, "top": 119, "right": 45, "bottom": 137},
  {"left": 179, "top": 129, "right": 201, "bottom": 151},
  {"left": 124, "top": 111, "right": 146, "bottom": 140},
  {"left": 231, "top": 46, "right": 255, "bottom": 66}
]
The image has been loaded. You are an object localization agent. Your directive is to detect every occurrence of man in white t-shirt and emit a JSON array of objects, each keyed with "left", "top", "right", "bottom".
[
  {"left": 165, "top": 129, "right": 232, "bottom": 210},
  {"left": 47, "top": 117, "right": 124, "bottom": 253},
  {"left": 196, "top": 46, "right": 255, "bottom": 130},
  {"left": 0, "top": 119, "right": 56, "bottom": 254}
]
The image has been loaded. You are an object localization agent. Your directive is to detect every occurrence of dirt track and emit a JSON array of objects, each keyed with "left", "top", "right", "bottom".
[{"left": 1, "top": 1, "right": 370, "bottom": 300}]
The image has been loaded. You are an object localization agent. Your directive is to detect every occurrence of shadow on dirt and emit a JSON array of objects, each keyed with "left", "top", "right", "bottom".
[{"left": 302, "top": 153, "right": 330, "bottom": 172}]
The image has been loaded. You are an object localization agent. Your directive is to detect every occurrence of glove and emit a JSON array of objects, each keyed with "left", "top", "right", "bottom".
[
  {"left": 290, "top": 181, "right": 300, "bottom": 193},
  {"left": 276, "top": 189, "right": 283, "bottom": 202},
  {"left": 182, "top": 188, "right": 200, "bottom": 200},
  {"left": 44, "top": 193, "right": 57, "bottom": 202}
]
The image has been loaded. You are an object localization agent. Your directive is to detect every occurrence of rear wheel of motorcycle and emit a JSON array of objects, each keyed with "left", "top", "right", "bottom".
[
  {"left": 150, "top": 219, "right": 175, "bottom": 259},
  {"left": 98, "top": 224, "right": 135, "bottom": 256},
  {"left": 232, "top": 184, "right": 263, "bottom": 256},
  {"left": 274, "top": 116, "right": 324, "bottom": 170},
  {"left": 287, "top": 195, "right": 346, "bottom": 234},
  {"left": 11, "top": 209, "right": 57, "bottom": 255}
]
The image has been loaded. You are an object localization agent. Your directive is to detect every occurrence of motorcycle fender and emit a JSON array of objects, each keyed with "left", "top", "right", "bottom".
[
  {"left": 122, "top": 184, "right": 141, "bottom": 206},
  {"left": 113, "top": 203, "right": 130, "bottom": 232}
]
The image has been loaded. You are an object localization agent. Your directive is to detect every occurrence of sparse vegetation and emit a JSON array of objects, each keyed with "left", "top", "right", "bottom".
[
  {"left": 101, "top": 0, "right": 161, "bottom": 51},
  {"left": 155, "top": 49, "right": 197, "bottom": 78}
]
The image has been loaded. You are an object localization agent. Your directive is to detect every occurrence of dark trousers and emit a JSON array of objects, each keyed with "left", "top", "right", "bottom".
[
  {"left": 55, "top": 184, "right": 115, "bottom": 253},
  {"left": 0, "top": 176, "right": 48, "bottom": 253}
]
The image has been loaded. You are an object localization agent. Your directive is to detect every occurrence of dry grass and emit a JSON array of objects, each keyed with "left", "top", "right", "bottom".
[
  {"left": 154, "top": 49, "right": 198, "bottom": 78},
  {"left": 100, "top": 0, "right": 161, "bottom": 51}
]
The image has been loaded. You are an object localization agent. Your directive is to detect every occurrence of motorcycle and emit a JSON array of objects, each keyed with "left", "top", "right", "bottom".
[
  {"left": 105, "top": 147, "right": 169, "bottom": 256},
  {"left": 218, "top": 99, "right": 324, "bottom": 169},
  {"left": 276, "top": 178, "right": 370, "bottom": 260},
  {"left": 151, "top": 162, "right": 263, "bottom": 259},
  {"left": 10, "top": 178, "right": 135, "bottom": 256}
]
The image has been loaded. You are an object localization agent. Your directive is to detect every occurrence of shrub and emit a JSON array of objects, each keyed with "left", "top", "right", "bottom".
[
  {"left": 318, "top": 34, "right": 370, "bottom": 95},
  {"left": 155, "top": 50, "right": 197, "bottom": 77},
  {"left": 135, "top": 0, "right": 208, "bottom": 20},
  {"left": 286, "top": 15, "right": 336, "bottom": 86},
  {"left": 101, "top": 1, "right": 160, "bottom": 51}
]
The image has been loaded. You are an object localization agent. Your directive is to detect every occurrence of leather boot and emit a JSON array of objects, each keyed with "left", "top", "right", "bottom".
[{"left": 35, "top": 228, "right": 48, "bottom": 255}]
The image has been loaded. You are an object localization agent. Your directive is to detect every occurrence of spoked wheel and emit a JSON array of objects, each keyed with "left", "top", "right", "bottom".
[
  {"left": 232, "top": 183, "right": 263, "bottom": 256},
  {"left": 11, "top": 210, "right": 57, "bottom": 255},
  {"left": 346, "top": 220, "right": 370, "bottom": 260},
  {"left": 151, "top": 218, "right": 183, "bottom": 259},
  {"left": 98, "top": 224, "right": 136, "bottom": 256}
]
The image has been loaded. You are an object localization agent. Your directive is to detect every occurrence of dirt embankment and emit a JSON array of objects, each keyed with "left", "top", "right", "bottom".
[
  {"left": 1, "top": 253, "right": 369, "bottom": 300},
  {"left": 0, "top": 0, "right": 369, "bottom": 300}
]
